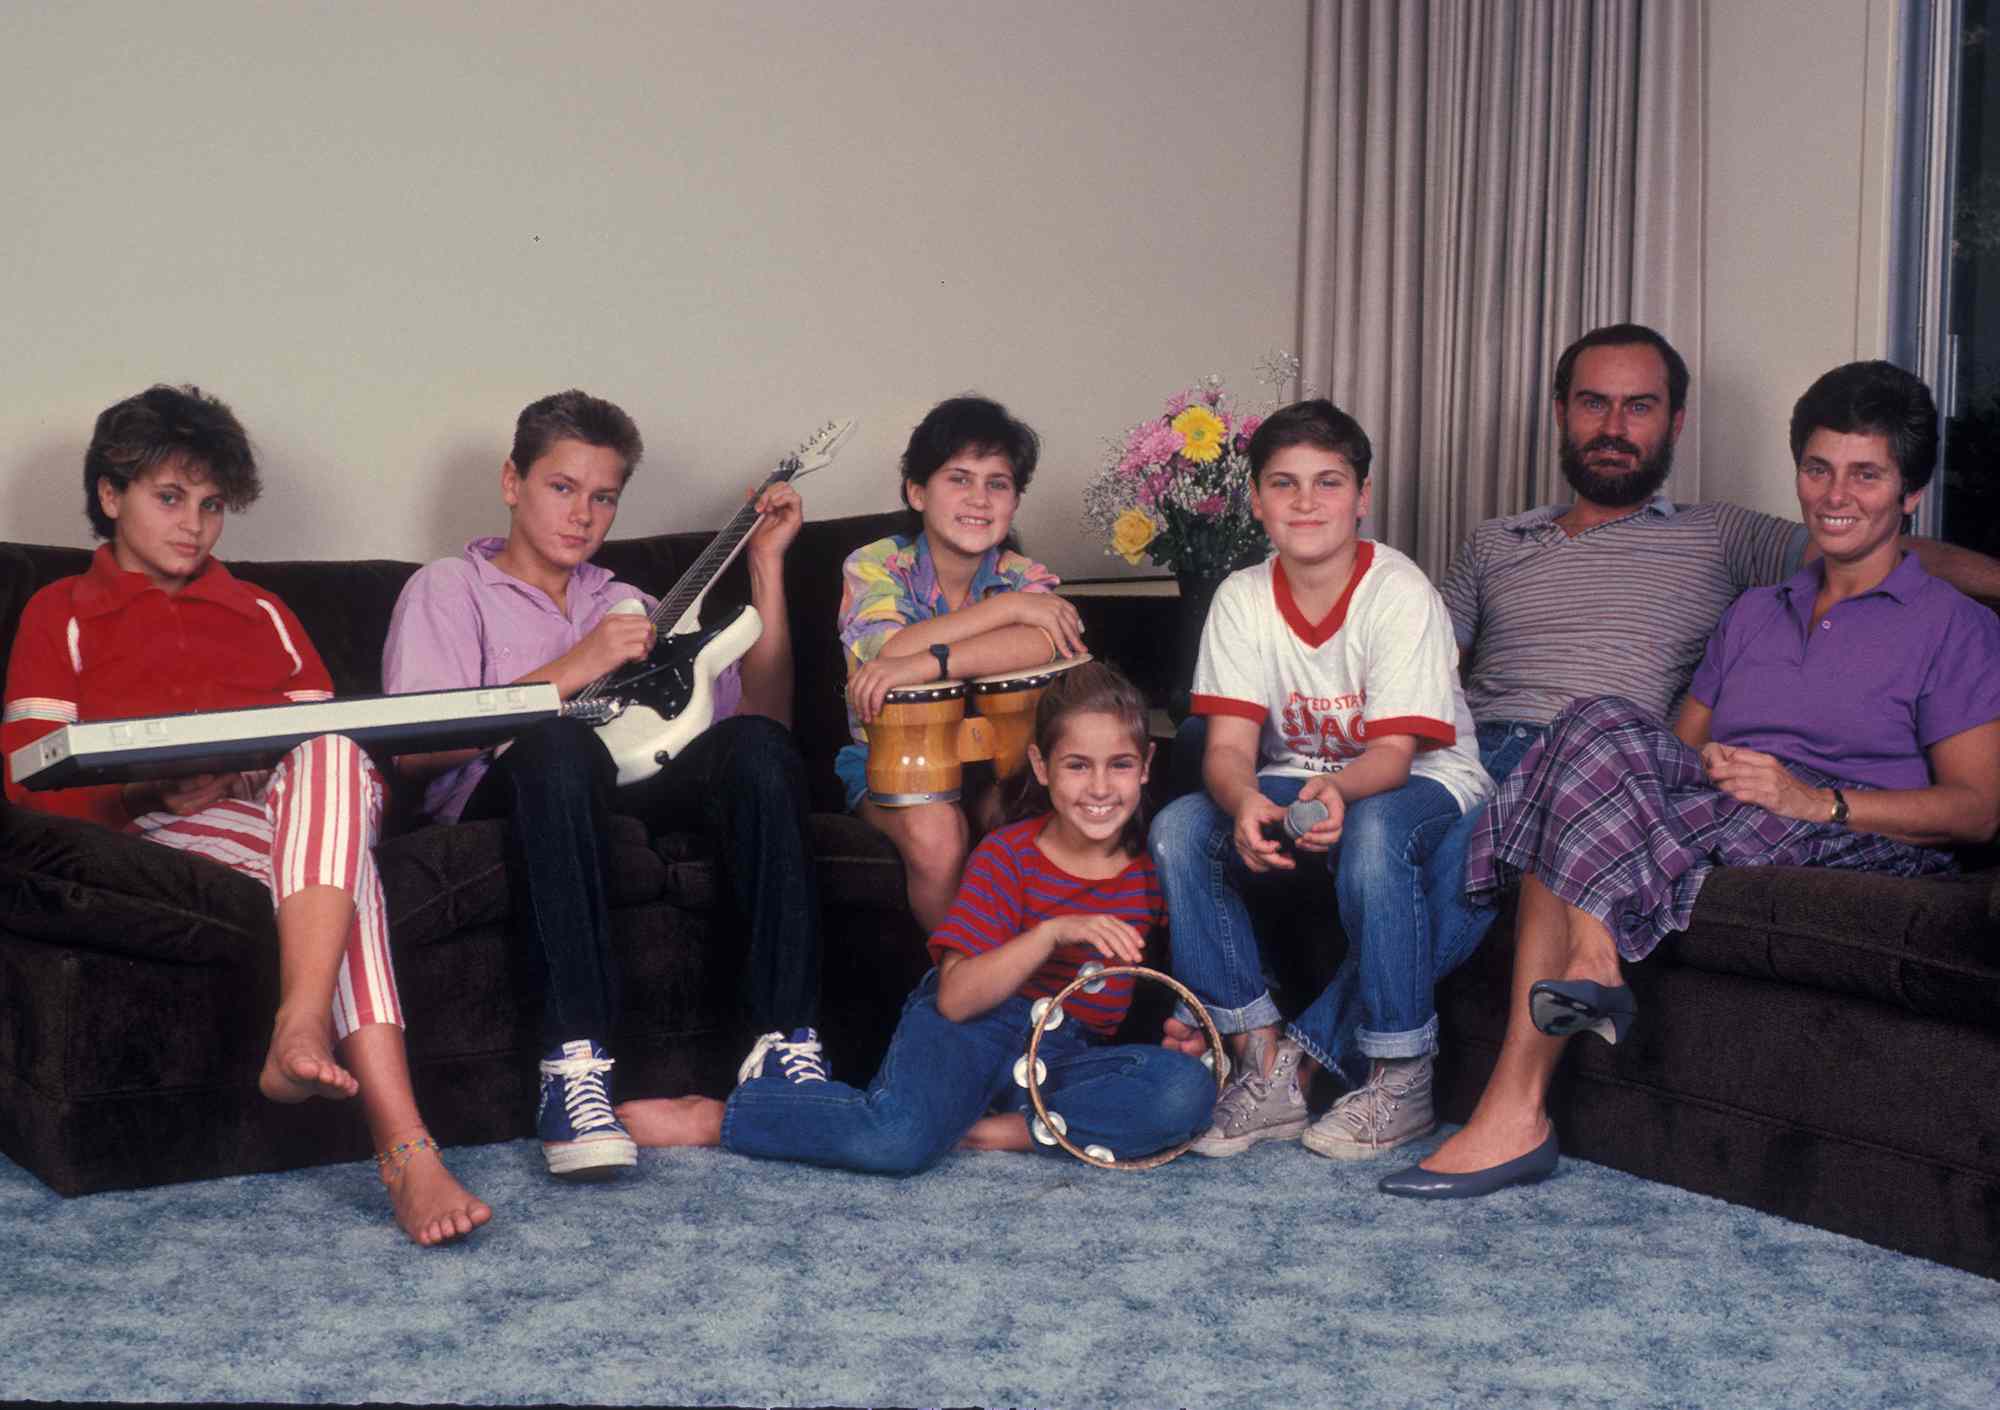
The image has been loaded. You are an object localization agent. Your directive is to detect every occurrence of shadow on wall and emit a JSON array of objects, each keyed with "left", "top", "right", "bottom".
[
  {"left": 4, "top": 436, "right": 91, "bottom": 549},
  {"left": 425, "top": 438, "right": 505, "bottom": 562}
]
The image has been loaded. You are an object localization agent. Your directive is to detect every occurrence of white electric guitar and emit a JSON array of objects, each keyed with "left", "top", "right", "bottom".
[{"left": 564, "top": 417, "right": 856, "bottom": 785}]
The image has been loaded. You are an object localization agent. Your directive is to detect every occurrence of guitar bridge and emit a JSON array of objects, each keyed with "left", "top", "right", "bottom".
[{"left": 561, "top": 697, "right": 626, "bottom": 726}]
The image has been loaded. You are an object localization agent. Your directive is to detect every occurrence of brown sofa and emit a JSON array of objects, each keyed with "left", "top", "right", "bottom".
[
  {"left": 0, "top": 511, "right": 936, "bottom": 1198},
  {"left": 6, "top": 516, "right": 1998, "bottom": 1282}
]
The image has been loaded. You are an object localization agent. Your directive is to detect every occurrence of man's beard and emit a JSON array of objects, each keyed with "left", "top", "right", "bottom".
[{"left": 1559, "top": 432, "right": 1675, "bottom": 507}]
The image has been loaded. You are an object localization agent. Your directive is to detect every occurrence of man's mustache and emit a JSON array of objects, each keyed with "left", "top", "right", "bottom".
[{"left": 1581, "top": 435, "right": 1642, "bottom": 458}]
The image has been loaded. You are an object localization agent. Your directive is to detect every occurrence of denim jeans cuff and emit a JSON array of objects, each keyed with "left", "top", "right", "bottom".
[
  {"left": 1356, "top": 1015, "right": 1439, "bottom": 1059},
  {"left": 1284, "top": 1024, "right": 1337, "bottom": 1074},
  {"left": 717, "top": 1089, "right": 745, "bottom": 1152},
  {"left": 1174, "top": 991, "right": 1282, "bottom": 1036}
]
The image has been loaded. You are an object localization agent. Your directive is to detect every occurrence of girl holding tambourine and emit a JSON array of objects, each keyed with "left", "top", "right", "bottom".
[{"left": 617, "top": 660, "right": 1215, "bottom": 1168}]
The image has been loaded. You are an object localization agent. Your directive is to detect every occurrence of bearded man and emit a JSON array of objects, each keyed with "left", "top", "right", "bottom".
[{"left": 1443, "top": 324, "right": 1999, "bottom": 752}]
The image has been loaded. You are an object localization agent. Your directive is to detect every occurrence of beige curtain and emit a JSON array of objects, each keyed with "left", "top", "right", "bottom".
[{"left": 1301, "top": 0, "right": 1704, "bottom": 576}]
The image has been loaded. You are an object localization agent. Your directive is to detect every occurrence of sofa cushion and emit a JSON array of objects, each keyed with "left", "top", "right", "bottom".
[
  {"left": 0, "top": 802, "right": 668, "bottom": 962},
  {"left": 379, "top": 814, "right": 667, "bottom": 949},
  {"left": 0, "top": 804, "right": 272, "bottom": 964},
  {"left": 650, "top": 811, "right": 907, "bottom": 912},
  {"left": 1673, "top": 864, "right": 2000, "bottom": 1030}
]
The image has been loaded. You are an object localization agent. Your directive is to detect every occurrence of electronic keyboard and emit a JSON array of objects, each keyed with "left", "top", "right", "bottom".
[{"left": 8, "top": 683, "right": 561, "bottom": 790}]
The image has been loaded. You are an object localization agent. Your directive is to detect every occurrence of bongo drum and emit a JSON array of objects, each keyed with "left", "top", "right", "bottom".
[
  {"left": 863, "top": 680, "right": 997, "bottom": 806},
  {"left": 966, "top": 653, "right": 1092, "bottom": 780}
]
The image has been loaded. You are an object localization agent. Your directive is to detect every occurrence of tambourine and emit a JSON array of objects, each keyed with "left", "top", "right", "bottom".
[{"left": 1019, "top": 962, "right": 1226, "bottom": 1171}]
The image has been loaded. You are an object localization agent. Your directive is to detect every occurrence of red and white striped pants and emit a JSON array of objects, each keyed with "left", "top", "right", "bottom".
[{"left": 127, "top": 733, "right": 401, "bottom": 1038}]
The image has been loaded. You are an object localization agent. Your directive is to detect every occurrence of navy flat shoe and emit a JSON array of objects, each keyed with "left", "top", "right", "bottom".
[
  {"left": 1377, "top": 1130, "right": 1559, "bottom": 1200},
  {"left": 1529, "top": 979, "right": 1637, "bottom": 1045}
]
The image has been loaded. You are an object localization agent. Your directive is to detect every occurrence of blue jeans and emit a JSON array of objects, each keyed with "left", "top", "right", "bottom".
[
  {"left": 463, "top": 714, "right": 822, "bottom": 1045},
  {"left": 1144, "top": 716, "right": 1544, "bottom": 1088},
  {"left": 1413, "top": 719, "right": 1550, "bottom": 1008},
  {"left": 721, "top": 971, "right": 1216, "bottom": 1175},
  {"left": 1150, "top": 771, "right": 1465, "bottom": 1086}
]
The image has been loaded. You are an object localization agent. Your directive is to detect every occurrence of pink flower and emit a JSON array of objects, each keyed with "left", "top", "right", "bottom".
[
  {"left": 1196, "top": 494, "right": 1227, "bottom": 515},
  {"left": 1238, "top": 414, "right": 1263, "bottom": 441},
  {"left": 1137, "top": 421, "right": 1183, "bottom": 464},
  {"left": 1164, "top": 389, "right": 1193, "bottom": 417}
]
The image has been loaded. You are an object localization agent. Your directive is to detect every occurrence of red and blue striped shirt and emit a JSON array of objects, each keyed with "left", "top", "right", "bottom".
[{"left": 927, "top": 816, "right": 1164, "bottom": 1036}]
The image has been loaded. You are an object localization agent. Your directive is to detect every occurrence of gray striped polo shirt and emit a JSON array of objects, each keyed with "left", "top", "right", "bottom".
[{"left": 1438, "top": 495, "right": 1808, "bottom": 727}]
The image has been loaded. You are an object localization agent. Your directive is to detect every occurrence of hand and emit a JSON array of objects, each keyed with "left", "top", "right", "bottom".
[
  {"left": 125, "top": 772, "right": 240, "bottom": 817},
  {"left": 1233, "top": 792, "right": 1292, "bottom": 872},
  {"left": 1008, "top": 592, "right": 1086, "bottom": 659},
  {"left": 1289, "top": 776, "right": 1346, "bottom": 853},
  {"left": 745, "top": 482, "right": 803, "bottom": 564},
  {"left": 1700, "top": 742, "right": 1828, "bottom": 821},
  {"left": 1039, "top": 914, "right": 1146, "bottom": 965},
  {"left": 846, "top": 651, "right": 935, "bottom": 724},
  {"left": 580, "top": 608, "right": 656, "bottom": 678}
]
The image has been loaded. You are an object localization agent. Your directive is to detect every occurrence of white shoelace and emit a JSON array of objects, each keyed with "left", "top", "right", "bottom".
[
  {"left": 544, "top": 1055, "right": 621, "bottom": 1132},
  {"left": 771, "top": 1035, "right": 827, "bottom": 1083}
]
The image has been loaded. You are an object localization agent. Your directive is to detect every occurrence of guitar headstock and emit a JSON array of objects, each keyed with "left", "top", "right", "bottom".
[{"left": 774, "top": 417, "right": 857, "bottom": 482}]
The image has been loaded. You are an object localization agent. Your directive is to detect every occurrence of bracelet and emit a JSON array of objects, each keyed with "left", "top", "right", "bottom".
[{"left": 1034, "top": 625, "right": 1060, "bottom": 663}]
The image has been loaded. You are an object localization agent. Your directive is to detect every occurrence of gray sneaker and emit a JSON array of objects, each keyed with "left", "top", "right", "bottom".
[
  {"left": 1302, "top": 1054, "right": 1436, "bottom": 1160},
  {"left": 1190, "top": 1036, "right": 1308, "bottom": 1156}
]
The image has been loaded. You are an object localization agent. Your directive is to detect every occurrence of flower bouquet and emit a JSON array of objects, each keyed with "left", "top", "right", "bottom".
[{"left": 1083, "top": 365, "right": 1294, "bottom": 579}]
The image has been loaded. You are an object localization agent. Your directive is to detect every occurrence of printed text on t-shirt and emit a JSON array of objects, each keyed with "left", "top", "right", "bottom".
[{"left": 1278, "top": 690, "right": 1366, "bottom": 769}]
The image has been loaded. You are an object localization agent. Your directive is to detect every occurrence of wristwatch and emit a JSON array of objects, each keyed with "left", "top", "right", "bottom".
[
  {"left": 931, "top": 643, "right": 952, "bottom": 680},
  {"left": 1828, "top": 787, "right": 1849, "bottom": 826}
]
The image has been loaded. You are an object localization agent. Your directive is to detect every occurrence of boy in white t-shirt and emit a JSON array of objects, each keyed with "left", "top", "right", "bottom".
[{"left": 1149, "top": 399, "right": 1492, "bottom": 1159}]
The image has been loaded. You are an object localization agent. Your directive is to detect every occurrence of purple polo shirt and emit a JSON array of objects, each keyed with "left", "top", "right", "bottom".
[
  {"left": 1689, "top": 552, "right": 2000, "bottom": 790},
  {"left": 383, "top": 537, "right": 743, "bottom": 821}
]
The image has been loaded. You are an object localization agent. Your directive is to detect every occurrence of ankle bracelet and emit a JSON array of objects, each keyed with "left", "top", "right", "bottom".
[{"left": 375, "top": 1136, "right": 440, "bottom": 1176}]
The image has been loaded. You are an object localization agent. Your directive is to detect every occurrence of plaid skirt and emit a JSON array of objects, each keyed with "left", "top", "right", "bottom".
[{"left": 1465, "top": 695, "right": 1955, "bottom": 961}]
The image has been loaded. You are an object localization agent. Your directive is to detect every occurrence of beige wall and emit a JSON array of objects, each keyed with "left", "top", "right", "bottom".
[
  {"left": 1700, "top": 0, "right": 1901, "bottom": 517},
  {"left": 0, "top": 0, "right": 1308, "bottom": 577}
]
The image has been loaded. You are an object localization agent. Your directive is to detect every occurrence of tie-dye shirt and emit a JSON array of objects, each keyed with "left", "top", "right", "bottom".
[{"left": 836, "top": 531, "right": 1060, "bottom": 743}]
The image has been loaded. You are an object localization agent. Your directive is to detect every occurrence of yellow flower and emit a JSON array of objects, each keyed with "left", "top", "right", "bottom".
[
  {"left": 1171, "top": 405, "right": 1226, "bottom": 463},
  {"left": 1111, "top": 508, "right": 1159, "bottom": 565}
]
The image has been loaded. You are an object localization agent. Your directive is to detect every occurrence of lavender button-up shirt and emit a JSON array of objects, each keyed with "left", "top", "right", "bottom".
[{"left": 382, "top": 537, "right": 743, "bottom": 821}]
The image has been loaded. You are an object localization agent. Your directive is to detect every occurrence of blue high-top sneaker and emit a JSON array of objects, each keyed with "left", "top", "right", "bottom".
[
  {"left": 736, "top": 1027, "right": 828, "bottom": 1086},
  {"left": 537, "top": 1039, "right": 638, "bottom": 1179}
]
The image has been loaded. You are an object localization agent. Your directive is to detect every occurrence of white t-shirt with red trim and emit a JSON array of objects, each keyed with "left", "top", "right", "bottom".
[{"left": 1190, "top": 542, "right": 1491, "bottom": 814}]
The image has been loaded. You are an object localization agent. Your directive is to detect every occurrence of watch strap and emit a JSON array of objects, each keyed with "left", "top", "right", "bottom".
[
  {"left": 1828, "top": 786, "right": 1849, "bottom": 825},
  {"left": 931, "top": 643, "right": 952, "bottom": 680}
]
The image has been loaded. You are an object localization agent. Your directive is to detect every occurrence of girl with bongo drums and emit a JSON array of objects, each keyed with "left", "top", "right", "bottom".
[
  {"left": 615, "top": 661, "right": 1215, "bottom": 1169},
  {"left": 1, "top": 386, "right": 487, "bottom": 1246},
  {"left": 836, "top": 396, "right": 1086, "bottom": 932}
]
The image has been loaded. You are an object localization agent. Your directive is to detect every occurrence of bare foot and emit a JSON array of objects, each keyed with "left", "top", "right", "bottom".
[
  {"left": 1420, "top": 1113, "right": 1552, "bottom": 1175},
  {"left": 616, "top": 1096, "right": 724, "bottom": 1148},
  {"left": 380, "top": 1141, "right": 492, "bottom": 1247},
  {"left": 1160, "top": 1016, "right": 1207, "bottom": 1059},
  {"left": 258, "top": 1011, "right": 359, "bottom": 1103},
  {"left": 958, "top": 1113, "right": 1032, "bottom": 1152}
]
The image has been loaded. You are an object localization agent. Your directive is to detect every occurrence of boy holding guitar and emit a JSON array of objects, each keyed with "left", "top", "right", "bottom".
[{"left": 383, "top": 390, "right": 825, "bottom": 1181}]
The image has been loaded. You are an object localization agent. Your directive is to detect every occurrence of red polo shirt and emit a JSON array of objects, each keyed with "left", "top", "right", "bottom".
[{"left": 2, "top": 546, "right": 332, "bottom": 827}]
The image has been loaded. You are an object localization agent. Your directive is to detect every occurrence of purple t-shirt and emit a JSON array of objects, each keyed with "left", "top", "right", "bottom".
[
  {"left": 1689, "top": 552, "right": 2000, "bottom": 791},
  {"left": 382, "top": 537, "right": 743, "bottom": 821}
]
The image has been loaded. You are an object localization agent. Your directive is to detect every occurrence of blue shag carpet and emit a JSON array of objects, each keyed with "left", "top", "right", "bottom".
[{"left": 1, "top": 1133, "right": 1996, "bottom": 1408}]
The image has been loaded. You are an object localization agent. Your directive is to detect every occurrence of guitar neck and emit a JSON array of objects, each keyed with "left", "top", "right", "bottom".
[{"left": 646, "top": 465, "right": 793, "bottom": 631}]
